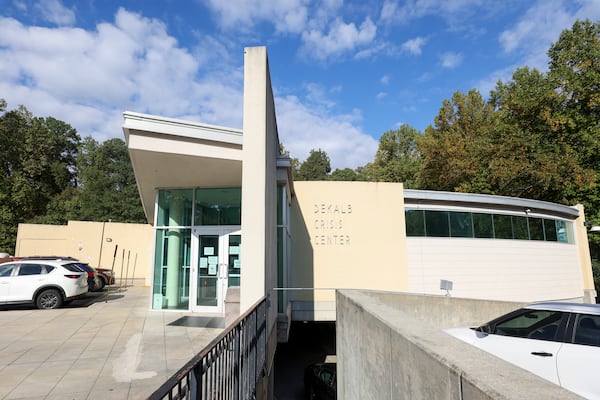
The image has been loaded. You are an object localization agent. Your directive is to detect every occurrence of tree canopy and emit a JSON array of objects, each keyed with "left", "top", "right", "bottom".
[
  {"left": 363, "top": 124, "right": 421, "bottom": 187},
  {"left": 0, "top": 104, "right": 80, "bottom": 252},
  {"left": 294, "top": 149, "right": 332, "bottom": 181},
  {"left": 0, "top": 102, "right": 145, "bottom": 253}
]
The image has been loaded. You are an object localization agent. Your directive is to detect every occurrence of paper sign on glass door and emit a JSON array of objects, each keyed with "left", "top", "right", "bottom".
[
  {"left": 208, "top": 264, "right": 217, "bottom": 275},
  {"left": 229, "top": 246, "right": 240, "bottom": 255},
  {"left": 204, "top": 247, "right": 215, "bottom": 256}
]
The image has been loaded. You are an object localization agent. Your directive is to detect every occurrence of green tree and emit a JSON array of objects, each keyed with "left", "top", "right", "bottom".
[
  {"left": 490, "top": 66, "right": 594, "bottom": 202},
  {"left": 75, "top": 137, "right": 146, "bottom": 223},
  {"left": 366, "top": 124, "right": 421, "bottom": 187},
  {"left": 547, "top": 20, "right": 600, "bottom": 211},
  {"left": 0, "top": 102, "right": 80, "bottom": 252},
  {"left": 329, "top": 168, "right": 360, "bottom": 181},
  {"left": 417, "top": 89, "right": 498, "bottom": 192},
  {"left": 295, "top": 149, "right": 331, "bottom": 181}
]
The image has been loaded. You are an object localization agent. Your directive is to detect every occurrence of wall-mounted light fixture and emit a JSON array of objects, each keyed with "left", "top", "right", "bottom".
[{"left": 106, "top": 237, "right": 113, "bottom": 242}]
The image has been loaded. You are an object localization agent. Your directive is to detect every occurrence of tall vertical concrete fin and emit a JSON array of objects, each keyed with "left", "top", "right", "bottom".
[
  {"left": 575, "top": 204, "right": 597, "bottom": 303},
  {"left": 241, "top": 46, "right": 280, "bottom": 399},
  {"left": 241, "top": 46, "right": 280, "bottom": 318}
]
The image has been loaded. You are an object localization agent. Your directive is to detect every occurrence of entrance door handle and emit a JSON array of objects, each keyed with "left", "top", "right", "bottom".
[
  {"left": 531, "top": 351, "right": 553, "bottom": 357},
  {"left": 218, "top": 263, "right": 228, "bottom": 279}
]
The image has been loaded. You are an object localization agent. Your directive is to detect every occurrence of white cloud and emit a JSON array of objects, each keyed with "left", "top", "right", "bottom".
[
  {"left": 277, "top": 95, "right": 378, "bottom": 169},
  {"left": 303, "top": 82, "right": 337, "bottom": 109},
  {"left": 300, "top": 17, "right": 377, "bottom": 61},
  {"left": 203, "top": 0, "right": 310, "bottom": 34},
  {"left": 499, "top": 1, "right": 570, "bottom": 55},
  {"left": 380, "top": 75, "right": 390, "bottom": 85},
  {"left": 380, "top": 0, "right": 398, "bottom": 22},
  {"left": 440, "top": 51, "right": 462, "bottom": 68},
  {"left": 35, "top": 0, "right": 76, "bottom": 26},
  {"left": 0, "top": 6, "right": 375, "bottom": 169},
  {"left": 0, "top": 9, "right": 244, "bottom": 140},
  {"left": 380, "top": 0, "right": 490, "bottom": 27},
  {"left": 482, "top": 0, "right": 600, "bottom": 93},
  {"left": 13, "top": 0, "right": 27, "bottom": 12},
  {"left": 498, "top": 0, "right": 600, "bottom": 71},
  {"left": 401, "top": 36, "right": 426, "bottom": 55}
]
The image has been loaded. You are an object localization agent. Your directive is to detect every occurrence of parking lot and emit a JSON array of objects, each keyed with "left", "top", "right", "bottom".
[{"left": 0, "top": 285, "right": 223, "bottom": 400}]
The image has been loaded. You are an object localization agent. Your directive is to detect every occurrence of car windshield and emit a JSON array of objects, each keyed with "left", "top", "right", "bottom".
[
  {"left": 63, "top": 263, "right": 84, "bottom": 273},
  {"left": 493, "top": 310, "right": 564, "bottom": 340}
]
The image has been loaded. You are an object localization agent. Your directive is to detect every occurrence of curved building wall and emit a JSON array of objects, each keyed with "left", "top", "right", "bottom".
[
  {"left": 404, "top": 190, "right": 592, "bottom": 303},
  {"left": 407, "top": 237, "right": 583, "bottom": 301}
]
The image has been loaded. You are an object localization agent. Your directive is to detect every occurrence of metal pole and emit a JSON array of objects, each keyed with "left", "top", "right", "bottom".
[
  {"left": 106, "top": 244, "right": 118, "bottom": 302},
  {"left": 98, "top": 221, "right": 106, "bottom": 268},
  {"left": 119, "top": 248, "right": 125, "bottom": 289},
  {"left": 125, "top": 250, "right": 131, "bottom": 287},
  {"left": 131, "top": 253, "right": 138, "bottom": 286}
]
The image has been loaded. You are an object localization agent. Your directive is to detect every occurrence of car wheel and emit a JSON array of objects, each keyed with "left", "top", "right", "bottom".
[
  {"left": 95, "top": 277, "right": 106, "bottom": 291},
  {"left": 36, "top": 289, "right": 63, "bottom": 309}
]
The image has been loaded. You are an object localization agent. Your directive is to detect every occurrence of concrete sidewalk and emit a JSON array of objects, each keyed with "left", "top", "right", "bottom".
[{"left": 0, "top": 286, "right": 223, "bottom": 400}]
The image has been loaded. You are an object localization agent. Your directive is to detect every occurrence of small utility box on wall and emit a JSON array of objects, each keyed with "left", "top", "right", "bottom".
[{"left": 440, "top": 279, "right": 453, "bottom": 296}]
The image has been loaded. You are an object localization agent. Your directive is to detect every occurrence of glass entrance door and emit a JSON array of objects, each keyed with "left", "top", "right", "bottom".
[{"left": 191, "top": 227, "right": 241, "bottom": 313}]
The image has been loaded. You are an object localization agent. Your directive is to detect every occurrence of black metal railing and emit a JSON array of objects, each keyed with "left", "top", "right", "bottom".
[{"left": 148, "top": 297, "right": 267, "bottom": 400}]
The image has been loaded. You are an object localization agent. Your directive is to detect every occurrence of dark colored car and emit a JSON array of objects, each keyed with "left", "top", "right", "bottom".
[
  {"left": 95, "top": 267, "right": 115, "bottom": 290},
  {"left": 304, "top": 363, "right": 336, "bottom": 400},
  {"left": 73, "top": 263, "right": 102, "bottom": 292}
]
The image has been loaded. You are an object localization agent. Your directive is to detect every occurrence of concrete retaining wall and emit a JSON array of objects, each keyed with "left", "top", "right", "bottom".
[{"left": 336, "top": 290, "right": 583, "bottom": 400}]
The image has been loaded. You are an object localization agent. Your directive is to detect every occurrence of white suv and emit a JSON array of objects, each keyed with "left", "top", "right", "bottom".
[
  {"left": 0, "top": 259, "right": 89, "bottom": 309},
  {"left": 446, "top": 302, "right": 600, "bottom": 399}
]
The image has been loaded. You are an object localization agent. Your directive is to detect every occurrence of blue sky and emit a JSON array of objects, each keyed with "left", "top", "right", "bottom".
[{"left": 1, "top": 0, "right": 599, "bottom": 169}]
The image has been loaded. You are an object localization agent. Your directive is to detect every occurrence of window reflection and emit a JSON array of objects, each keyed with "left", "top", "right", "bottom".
[{"left": 405, "top": 209, "right": 573, "bottom": 244}]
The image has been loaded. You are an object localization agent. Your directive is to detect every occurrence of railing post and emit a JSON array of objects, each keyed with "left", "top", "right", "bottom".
[
  {"left": 191, "top": 363, "right": 199, "bottom": 399},
  {"left": 235, "top": 325, "right": 241, "bottom": 399}
]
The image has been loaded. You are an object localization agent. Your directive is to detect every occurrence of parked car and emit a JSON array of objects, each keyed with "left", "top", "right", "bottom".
[
  {"left": 304, "top": 363, "right": 336, "bottom": 399},
  {"left": 73, "top": 262, "right": 102, "bottom": 292},
  {"left": 95, "top": 267, "right": 115, "bottom": 290},
  {"left": 445, "top": 302, "right": 600, "bottom": 399},
  {"left": 11, "top": 256, "right": 101, "bottom": 292},
  {"left": 0, "top": 259, "right": 88, "bottom": 309}
]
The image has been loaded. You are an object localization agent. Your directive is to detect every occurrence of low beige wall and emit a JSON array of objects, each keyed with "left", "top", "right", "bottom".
[
  {"left": 337, "top": 290, "right": 583, "bottom": 400},
  {"left": 15, "top": 221, "right": 153, "bottom": 286}
]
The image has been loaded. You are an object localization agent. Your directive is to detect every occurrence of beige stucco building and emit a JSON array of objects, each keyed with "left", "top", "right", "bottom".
[{"left": 15, "top": 46, "right": 597, "bottom": 326}]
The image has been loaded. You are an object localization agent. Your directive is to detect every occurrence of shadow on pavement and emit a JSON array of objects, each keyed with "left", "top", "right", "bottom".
[{"left": 0, "top": 286, "right": 127, "bottom": 311}]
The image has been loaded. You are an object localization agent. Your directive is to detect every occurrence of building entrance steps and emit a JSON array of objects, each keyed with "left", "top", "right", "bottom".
[{"left": 0, "top": 286, "right": 223, "bottom": 400}]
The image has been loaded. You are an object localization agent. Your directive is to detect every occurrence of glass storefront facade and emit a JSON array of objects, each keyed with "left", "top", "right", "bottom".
[
  {"left": 405, "top": 209, "right": 574, "bottom": 244},
  {"left": 152, "top": 188, "right": 242, "bottom": 310}
]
